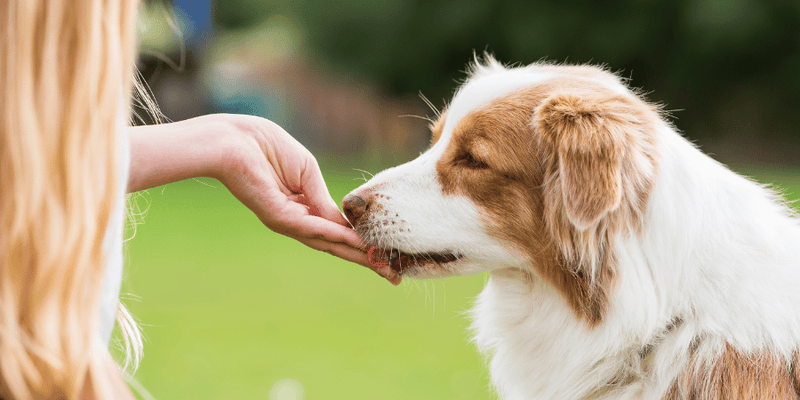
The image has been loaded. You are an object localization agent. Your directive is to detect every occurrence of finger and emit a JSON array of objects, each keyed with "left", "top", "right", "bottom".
[
  {"left": 297, "top": 237, "right": 401, "bottom": 285},
  {"left": 299, "top": 157, "right": 349, "bottom": 225},
  {"left": 283, "top": 214, "right": 368, "bottom": 250},
  {"left": 294, "top": 193, "right": 350, "bottom": 228},
  {"left": 297, "top": 237, "right": 370, "bottom": 267},
  {"left": 265, "top": 163, "right": 293, "bottom": 197}
]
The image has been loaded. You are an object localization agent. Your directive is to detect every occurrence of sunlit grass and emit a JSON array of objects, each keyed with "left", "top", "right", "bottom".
[{"left": 117, "top": 168, "right": 492, "bottom": 400}]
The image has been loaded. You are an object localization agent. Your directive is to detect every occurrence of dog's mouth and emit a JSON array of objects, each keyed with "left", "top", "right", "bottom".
[{"left": 366, "top": 246, "right": 462, "bottom": 285}]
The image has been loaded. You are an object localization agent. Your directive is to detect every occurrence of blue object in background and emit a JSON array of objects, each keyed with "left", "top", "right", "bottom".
[{"left": 172, "top": 0, "right": 213, "bottom": 46}]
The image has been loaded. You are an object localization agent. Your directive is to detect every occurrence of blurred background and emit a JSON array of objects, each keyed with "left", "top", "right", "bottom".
[{"left": 120, "top": 0, "right": 800, "bottom": 399}]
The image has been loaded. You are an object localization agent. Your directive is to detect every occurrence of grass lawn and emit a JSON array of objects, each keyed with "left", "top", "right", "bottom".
[{"left": 116, "top": 161, "right": 800, "bottom": 400}]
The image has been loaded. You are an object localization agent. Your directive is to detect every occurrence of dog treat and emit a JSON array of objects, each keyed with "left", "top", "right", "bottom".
[
  {"left": 368, "top": 246, "right": 388, "bottom": 268},
  {"left": 367, "top": 246, "right": 402, "bottom": 286}
]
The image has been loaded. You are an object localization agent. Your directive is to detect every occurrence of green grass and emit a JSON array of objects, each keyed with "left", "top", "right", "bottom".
[
  {"left": 116, "top": 163, "right": 800, "bottom": 400},
  {"left": 117, "top": 166, "right": 493, "bottom": 400}
]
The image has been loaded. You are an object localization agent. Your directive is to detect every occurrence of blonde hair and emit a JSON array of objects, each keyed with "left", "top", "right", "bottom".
[{"left": 0, "top": 0, "right": 142, "bottom": 399}]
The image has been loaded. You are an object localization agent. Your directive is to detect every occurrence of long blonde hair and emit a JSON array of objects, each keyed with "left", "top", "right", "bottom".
[{"left": 0, "top": 0, "right": 142, "bottom": 398}]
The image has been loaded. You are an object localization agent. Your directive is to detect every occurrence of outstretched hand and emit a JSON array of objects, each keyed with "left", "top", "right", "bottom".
[
  {"left": 219, "top": 115, "right": 370, "bottom": 267},
  {"left": 128, "top": 114, "right": 369, "bottom": 267}
]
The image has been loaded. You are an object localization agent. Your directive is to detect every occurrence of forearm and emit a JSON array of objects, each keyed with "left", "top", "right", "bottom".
[
  {"left": 126, "top": 113, "right": 369, "bottom": 266},
  {"left": 127, "top": 115, "right": 236, "bottom": 192}
]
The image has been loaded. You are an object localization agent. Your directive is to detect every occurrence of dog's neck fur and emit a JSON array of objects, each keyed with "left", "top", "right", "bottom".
[{"left": 472, "top": 123, "right": 800, "bottom": 400}]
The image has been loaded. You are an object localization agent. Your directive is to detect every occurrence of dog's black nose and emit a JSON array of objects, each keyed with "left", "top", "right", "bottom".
[{"left": 342, "top": 193, "right": 369, "bottom": 227}]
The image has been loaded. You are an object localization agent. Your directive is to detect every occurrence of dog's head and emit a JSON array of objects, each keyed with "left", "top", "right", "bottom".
[{"left": 343, "top": 57, "right": 660, "bottom": 323}]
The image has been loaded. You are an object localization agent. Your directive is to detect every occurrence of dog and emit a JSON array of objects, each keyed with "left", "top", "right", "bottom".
[{"left": 342, "top": 56, "right": 800, "bottom": 400}]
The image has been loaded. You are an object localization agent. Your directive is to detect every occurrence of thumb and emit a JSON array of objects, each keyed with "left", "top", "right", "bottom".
[{"left": 301, "top": 158, "right": 349, "bottom": 226}]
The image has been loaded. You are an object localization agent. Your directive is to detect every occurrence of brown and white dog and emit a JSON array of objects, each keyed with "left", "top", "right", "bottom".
[{"left": 342, "top": 57, "right": 800, "bottom": 400}]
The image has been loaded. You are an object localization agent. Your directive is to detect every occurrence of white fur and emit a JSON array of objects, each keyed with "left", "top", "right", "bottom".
[{"left": 347, "top": 61, "right": 800, "bottom": 399}]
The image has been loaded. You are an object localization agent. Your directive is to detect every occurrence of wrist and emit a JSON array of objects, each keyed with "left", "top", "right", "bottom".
[
  {"left": 204, "top": 114, "right": 270, "bottom": 189},
  {"left": 193, "top": 115, "right": 244, "bottom": 182},
  {"left": 128, "top": 114, "right": 250, "bottom": 192}
]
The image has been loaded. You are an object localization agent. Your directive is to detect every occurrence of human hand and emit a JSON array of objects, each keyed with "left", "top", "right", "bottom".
[{"left": 216, "top": 115, "right": 370, "bottom": 267}]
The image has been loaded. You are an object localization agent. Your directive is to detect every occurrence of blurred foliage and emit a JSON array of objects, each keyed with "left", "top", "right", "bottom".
[{"left": 214, "top": 0, "right": 800, "bottom": 145}]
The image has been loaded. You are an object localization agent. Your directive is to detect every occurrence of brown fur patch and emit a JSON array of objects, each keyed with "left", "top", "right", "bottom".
[
  {"left": 434, "top": 67, "right": 659, "bottom": 324},
  {"left": 664, "top": 345, "right": 800, "bottom": 399},
  {"left": 429, "top": 109, "right": 448, "bottom": 146},
  {"left": 537, "top": 93, "right": 626, "bottom": 229},
  {"left": 793, "top": 350, "right": 800, "bottom": 395}
]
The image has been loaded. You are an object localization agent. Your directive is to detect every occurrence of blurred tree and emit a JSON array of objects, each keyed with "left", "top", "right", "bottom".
[{"left": 213, "top": 0, "right": 800, "bottom": 156}]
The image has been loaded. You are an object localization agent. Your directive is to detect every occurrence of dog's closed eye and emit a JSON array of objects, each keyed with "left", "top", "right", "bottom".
[{"left": 462, "top": 152, "right": 488, "bottom": 169}]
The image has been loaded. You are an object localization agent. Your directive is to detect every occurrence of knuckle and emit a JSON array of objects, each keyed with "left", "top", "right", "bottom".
[{"left": 311, "top": 232, "right": 327, "bottom": 241}]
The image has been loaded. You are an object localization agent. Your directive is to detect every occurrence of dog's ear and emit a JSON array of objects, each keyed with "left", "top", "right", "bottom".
[
  {"left": 531, "top": 90, "right": 656, "bottom": 324},
  {"left": 534, "top": 92, "right": 634, "bottom": 230}
]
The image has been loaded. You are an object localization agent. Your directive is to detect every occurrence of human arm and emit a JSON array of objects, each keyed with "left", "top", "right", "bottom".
[{"left": 127, "top": 114, "right": 369, "bottom": 266}]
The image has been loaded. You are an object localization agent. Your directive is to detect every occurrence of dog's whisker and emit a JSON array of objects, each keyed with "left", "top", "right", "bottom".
[
  {"left": 398, "top": 114, "right": 434, "bottom": 124},
  {"left": 440, "top": 279, "right": 447, "bottom": 314},
  {"left": 352, "top": 168, "right": 374, "bottom": 178},
  {"left": 409, "top": 279, "right": 422, "bottom": 298},
  {"left": 419, "top": 92, "right": 441, "bottom": 119},
  {"left": 434, "top": 281, "right": 439, "bottom": 317}
]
